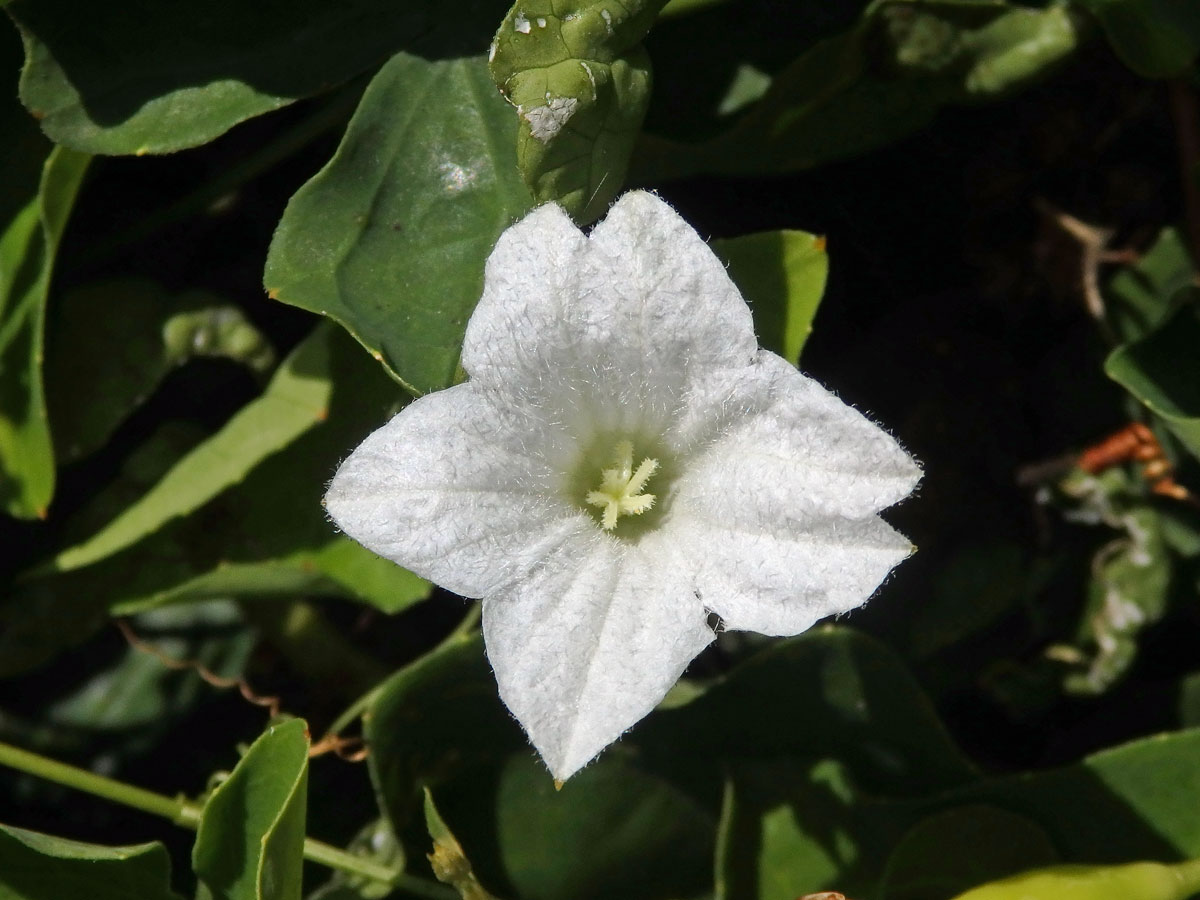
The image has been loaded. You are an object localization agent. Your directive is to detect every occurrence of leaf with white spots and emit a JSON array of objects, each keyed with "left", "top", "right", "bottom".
[
  {"left": 489, "top": 0, "right": 667, "bottom": 222},
  {"left": 265, "top": 53, "right": 533, "bottom": 394}
]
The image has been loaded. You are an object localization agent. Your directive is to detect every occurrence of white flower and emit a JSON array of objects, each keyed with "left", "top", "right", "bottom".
[{"left": 325, "top": 191, "right": 921, "bottom": 781}]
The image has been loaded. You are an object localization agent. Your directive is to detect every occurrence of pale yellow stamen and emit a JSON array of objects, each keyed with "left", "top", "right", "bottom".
[{"left": 585, "top": 440, "right": 659, "bottom": 530}]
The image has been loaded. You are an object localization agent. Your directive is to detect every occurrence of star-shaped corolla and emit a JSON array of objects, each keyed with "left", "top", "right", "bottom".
[{"left": 325, "top": 191, "right": 921, "bottom": 781}]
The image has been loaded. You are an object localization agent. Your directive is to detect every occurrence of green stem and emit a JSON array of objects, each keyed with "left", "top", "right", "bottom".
[
  {"left": 0, "top": 740, "right": 199, "bottom": 826},
  {"left": 0, "top": 740, "right": 453, "bottom": 899}
]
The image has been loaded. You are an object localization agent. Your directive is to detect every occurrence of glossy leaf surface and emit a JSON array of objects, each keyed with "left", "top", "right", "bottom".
[
  {"left": 0, "top": 824, "right": 182, "bottom": 900},
  {"left": 714, "top": 229, "right": 829, "bottom": 363},
  {"left": 489, "top": 0, "right": 666, "bottom": 221},
  {"left": 266, "top": 53, "right": 533, "bottom": 395},
  {"left": 193, "top": 718, "right": 310, "bottom": 900}
]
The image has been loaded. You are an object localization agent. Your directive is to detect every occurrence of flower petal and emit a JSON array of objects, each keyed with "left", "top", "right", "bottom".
[
  {"left": 461, "top": 191, "right": 758, "bottom": 437},
  {"left": 482, "top": 530, "right": 714, "bottom": 781},
  {"left": 673, "top": 514, "right": 913, "bottom": 636},
  {"left": 671, "top": 351, "right": 922, "bottom": 521},
  {"left": 324, "top": 383, "right": 587, "bottom": 599}
]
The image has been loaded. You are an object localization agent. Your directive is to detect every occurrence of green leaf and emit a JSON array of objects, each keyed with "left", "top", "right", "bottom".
[
  {"left": 637, "top": 0, "right": 1081, "bottom": 179},
  {"left": 0, "top": 424, "right": 208, "bottom": 677},
  {"left": 373, "top": 628, "right": 959, "bottom": 900},
  {"left": 107, "top": 538, "right": 431, "bottom": 618},
  {"left": 878, "top": 805, "right": 1059, "bottom": 900},
  {"left": 0, "top": 823, "right": 182, "bottom": 900},
  {"left": 0, "top": 145, "right": 89, "bottom": 519},
  {"left": 714, "top": 758, "right": 904, "bottom": 900},
  {"left": 5, "top": 0, "right": 506, "bottom": 155},
  {"left": 99, "top": 325, "right": 428, "bottom": 617},
  {"left": 111, "top": 545, "right": 431, "bottom": 618},
  {"left": 265, "top": 53, "right": 533, "bottom": 395},
  {"left": 713, "top": 230, "right": 829, "bottom": 363},
  {"left": 41, "top": 600, "right": 253, "bottom": 737},
  {"left": 193, "top": 718, "right": 310, "bottom": 900},
  {"left": 948, "top": 859, "right": 1200, "bottom": 900},
  {"left": 43, "top": 322, "right": 335, "bottom": 573},
  {"left": 424, "top": 789, "right": 501, "bottom": 900},
  {"left": 1073, "top": 0, "right": 1200, "bottom": 78},
  {"left": 367, "top": 634, "right": 524, "bottom": 832},
  {"left": 1105, "top": 296, "right": 1200, "bottom": 460},
  {"left": 715, "top": 728, "right": 1200, "bottom": 898},
  {"left": 4, "top": 328, "right": 420, "bottom": 675},
  {"left": 638, "top": 626, "right": 977, "bottom": 794},
  {"left": 1105, "top": 227, "right": 1196, "bottom": 342},
  {"left": 454, "top": 754, "right": 714, "bottom": 900},
  {"left": 45, "top": 279, "right": 276, "bottom": 462},
  {"left": 489, "top": 0, "right": 665, "bottom": 222},
  {"left": 965, "top": 728, "right": 1200, "bottom": 859},
  {"left": 906, "top": 539, "right": 1033, "bottom": 659}
]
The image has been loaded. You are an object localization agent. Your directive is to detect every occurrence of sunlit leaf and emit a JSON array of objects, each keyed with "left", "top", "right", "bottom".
[
  {"left": 4, "top": 328, "right": 420, "bottom": 676},
  {"left": 265, "top": 53, "right": 533, "bottom": 395},
  {"left": 0, "top": 823, "right": 182, "bottom": 900},
  {"left": 43, "top": 322, "right": 334, "bottom": 573},
  {"left": 714, "top": 229, "right": 828, "bottom": 363},
  {"left": 193, "top": 718, "right": 310, "bottom": 900},
  {"left": 714, "top": 758, "right": 898, "bottom": 900},
  {"left": 108, "top": 540, "right": 430, "bottom": 618}
]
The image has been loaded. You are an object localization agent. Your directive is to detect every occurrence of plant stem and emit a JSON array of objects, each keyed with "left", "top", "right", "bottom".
[
  {"left": 0, "top": 740, "right": 199, "bottom": 826},
  {"left": 0, "top": 739, "right": 454, "bottom": 899}
]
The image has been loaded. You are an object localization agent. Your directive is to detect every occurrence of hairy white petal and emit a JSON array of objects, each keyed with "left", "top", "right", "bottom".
[
  {"left": 483, "top": 530, "right": 713, "bottom": 780},
  {"left": 460, "top": 202, "right": 590, "bottom": 395},
  {"left": 673, "top": 352, "right": 922, "bottom": 521},
  {"left": 325, "top": 383, "right": 585, "bottom": 598},
  {"left": 462, "top": 192, "right": 757, "bottom": 439},
  {"left": 582, "top": 190, "right": 758, "bottom": 377},
  {"left": 674, "top": 514, "right": 914, "bottom": 636}
]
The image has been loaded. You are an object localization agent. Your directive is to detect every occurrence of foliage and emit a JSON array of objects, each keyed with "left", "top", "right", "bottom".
[{"left": 2, "top": 0, "right": 1200, "bottom": 898}]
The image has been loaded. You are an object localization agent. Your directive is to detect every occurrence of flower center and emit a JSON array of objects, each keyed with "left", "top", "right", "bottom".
[{"left": 585, "top": 440, "right": 660, "bottom": 531}]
